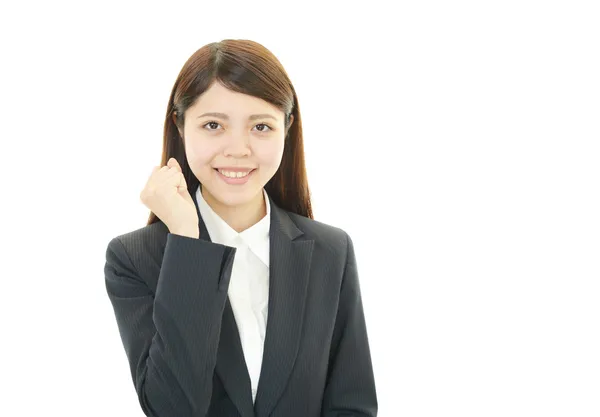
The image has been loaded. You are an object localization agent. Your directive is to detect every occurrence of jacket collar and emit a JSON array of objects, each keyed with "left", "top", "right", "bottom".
[{"left": 195, "top": 185, "right": 271, "bottom": 266}]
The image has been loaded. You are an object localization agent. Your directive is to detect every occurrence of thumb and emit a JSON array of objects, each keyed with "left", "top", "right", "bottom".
[
  {"left": 179, "top": 185, "right": 194, "bottom": 203},
  {"left": 167, "top": 157, "right": 181, "bottom": 170},
  {"left": 177, "top": 174, "right": 194, "bottom": 204}
]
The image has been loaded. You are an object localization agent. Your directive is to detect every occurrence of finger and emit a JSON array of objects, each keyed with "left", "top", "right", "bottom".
[
  {"left": 153, "top": 165, "right": 172, "bottom": 183},
  {"left": 159, "top": 170, "right": 186, "bottom": 192},
  {"left": 155, "top": 166, "right": 181, "bottom": 188},
  {"left": 177, "top": 172, "right": 188, "bottom": 192},
  {"left": 167, "top": 157, "right": 182, "bottom": 172}
]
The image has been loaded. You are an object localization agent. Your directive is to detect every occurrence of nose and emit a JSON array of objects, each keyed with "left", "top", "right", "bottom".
[{"left": 223, "top": 133, "right": 251, "bottom": 158}]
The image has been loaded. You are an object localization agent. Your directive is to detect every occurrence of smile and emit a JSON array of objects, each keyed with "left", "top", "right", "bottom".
[
  {"left": 217, "top": 169, "right": 253, "bottom": 178},
  {"left": 214, "top": 168, "right": 256, "bottom": 185}
]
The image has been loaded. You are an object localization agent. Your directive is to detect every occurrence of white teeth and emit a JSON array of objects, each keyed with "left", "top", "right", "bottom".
[{"left": 218, "top": 169, "right": 251, "bottom": 178}]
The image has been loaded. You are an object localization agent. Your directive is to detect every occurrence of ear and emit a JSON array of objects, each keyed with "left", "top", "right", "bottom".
[
  {"left": 173, "top": 112, "right": 184, "bottom": 138},
  {"left": 285, "top": 114, "right": 294, "bottom": 136}
]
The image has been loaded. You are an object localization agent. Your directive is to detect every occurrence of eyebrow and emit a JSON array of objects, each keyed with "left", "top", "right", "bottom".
[{"left": 197, "top": 112, "right": 278, "bottom": 121}]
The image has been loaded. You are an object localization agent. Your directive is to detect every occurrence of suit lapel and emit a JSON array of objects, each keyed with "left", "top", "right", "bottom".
[
  {"left": 191, "top": 189, "right": 255, "bottom": 417},
  {"left": 253, "top": 195, "right": 314, "bottom": 417},
  {"left": 190, "top": 187, "right": 314, "bottom": 417},
  {"left": 215, "top": 297, "right": 256, "bottom": 417}
]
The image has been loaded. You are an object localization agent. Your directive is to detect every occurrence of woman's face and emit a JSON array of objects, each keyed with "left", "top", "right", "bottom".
[{"left": 178, "top": 81, "right": 292, "bottom": 209}]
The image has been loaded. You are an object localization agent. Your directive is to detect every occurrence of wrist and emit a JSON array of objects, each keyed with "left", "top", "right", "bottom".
[{"left": 170, "top": 227, "right": 199, "bottom": 239}]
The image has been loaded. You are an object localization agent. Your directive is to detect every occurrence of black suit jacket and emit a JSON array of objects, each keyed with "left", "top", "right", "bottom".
[{"left": 104, "top": 191, "right": 377, "bottom": 417}]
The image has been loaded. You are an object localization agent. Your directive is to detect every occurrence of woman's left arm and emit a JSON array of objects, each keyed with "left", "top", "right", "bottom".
[{"left": 321, "top": 232, "right": 378, "bottom": 417}]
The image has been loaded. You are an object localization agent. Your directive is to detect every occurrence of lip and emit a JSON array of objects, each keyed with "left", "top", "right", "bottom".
[
  {"left": 214, "top": 167, "right": 256, "bottom": 172},
  {"left": 214, "top": 168, "right": 256, "bottom": 185}
]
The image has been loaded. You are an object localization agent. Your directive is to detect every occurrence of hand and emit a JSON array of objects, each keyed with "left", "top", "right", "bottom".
[{"left": 140, "top": 157, "right": 199, "bottom": 236}]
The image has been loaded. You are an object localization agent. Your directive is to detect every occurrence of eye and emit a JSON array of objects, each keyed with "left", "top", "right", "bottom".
[
  {"left": 201, "top": 121, "right": 274, "bottom": 133},
  {"left": 202, "top": 121, "right": 222, "bottom": 131},
  {"left": 253, "top": 123, "right": 273, "bottom": 133}
]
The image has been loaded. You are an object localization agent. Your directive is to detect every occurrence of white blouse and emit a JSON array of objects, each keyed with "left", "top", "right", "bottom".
[{"left": 195, "top": 185, "right": 270, "bottom": 403}]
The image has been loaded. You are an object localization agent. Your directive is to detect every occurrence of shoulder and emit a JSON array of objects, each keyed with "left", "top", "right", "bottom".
[
  {"left": 109, "top": 220, "right": 167, "bottom": 248},
  {"left": 105, "top": 220, "right": 168, "bottom": 271},
  {"left": 285, "top": 211, "right": 353, "bottom": 263},
  {"left": 287, "top": 211, "right": 347, "bottom": 240}
]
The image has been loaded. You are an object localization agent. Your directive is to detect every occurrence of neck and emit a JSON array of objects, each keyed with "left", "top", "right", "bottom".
[{"left": 202, "top": 188, "right": 266, "bottom": 233}]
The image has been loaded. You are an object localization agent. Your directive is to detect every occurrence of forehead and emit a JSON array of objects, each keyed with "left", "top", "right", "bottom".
[{"left": 191, "top": 81, "right": 280, "bottom": 116}]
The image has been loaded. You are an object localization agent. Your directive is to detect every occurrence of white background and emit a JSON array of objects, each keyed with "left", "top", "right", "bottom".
[{"left": 1, "top": 1, "right": 599, "bottom": 416}]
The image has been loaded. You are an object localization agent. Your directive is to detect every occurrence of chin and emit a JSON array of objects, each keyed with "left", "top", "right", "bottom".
[{"left": 207, "top": 184, "right": 262, "bottom": 208}]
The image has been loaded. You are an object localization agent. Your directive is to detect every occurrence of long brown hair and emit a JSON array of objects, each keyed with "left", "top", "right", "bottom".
[{"left": 146, "top": 39, "right": 313, "bottom": 226}]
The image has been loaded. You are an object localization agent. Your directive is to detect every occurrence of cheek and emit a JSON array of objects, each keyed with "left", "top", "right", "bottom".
[
  {"left": 185, "top": 137, "right": 216, "bottom": 159},
  {"left": 254, "top": 139, "right": 285, "bottom": 168},
  {"left": 184, "top": 139, "right": 220, "bottom": 174}
]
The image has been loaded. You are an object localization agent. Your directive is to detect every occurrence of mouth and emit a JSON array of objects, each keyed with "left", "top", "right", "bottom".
[{"left": 213, "top": 168, "right": 256, "bottom": 184}]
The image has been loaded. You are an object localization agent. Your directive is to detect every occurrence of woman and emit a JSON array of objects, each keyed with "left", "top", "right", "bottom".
[{"left": 104, "top": 39, "right": 377, "bottom": 417}]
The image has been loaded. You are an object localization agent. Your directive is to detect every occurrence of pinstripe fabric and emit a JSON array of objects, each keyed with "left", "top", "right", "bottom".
[{"left": 104, "top": 191, "right": 377, "bottom": 417}]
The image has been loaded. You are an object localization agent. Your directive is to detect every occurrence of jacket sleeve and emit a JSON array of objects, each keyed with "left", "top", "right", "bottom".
[
  {"left": 104, "top": 232, "right": 236, "bottom": 417},
  {"left": 321, "top": 232, "right": 378, "bottom": 417}
]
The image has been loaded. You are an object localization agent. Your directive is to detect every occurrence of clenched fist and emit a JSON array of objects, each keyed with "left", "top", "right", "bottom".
[{"left": 140, "top": 157, "right": 199, "bottom": 238}]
